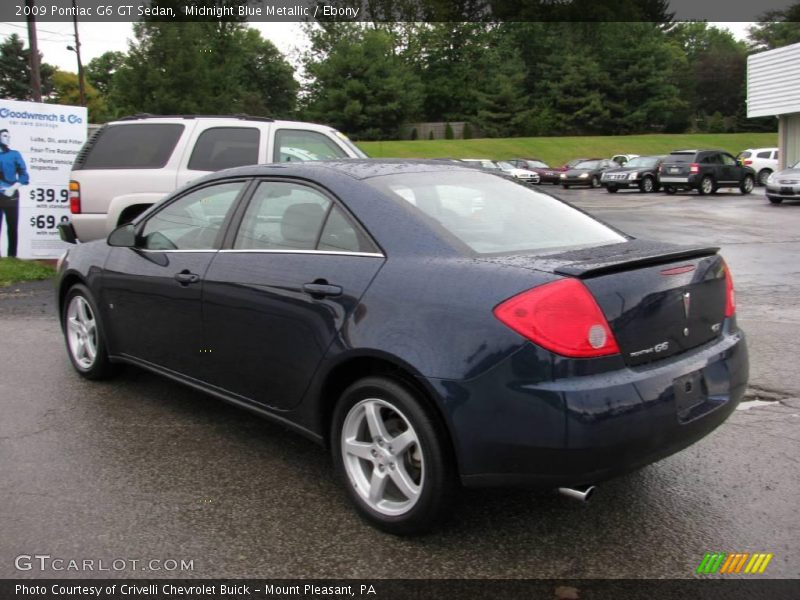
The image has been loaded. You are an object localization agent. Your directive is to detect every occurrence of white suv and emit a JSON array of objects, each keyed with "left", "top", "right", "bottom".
[
  {"left": 737, "top": 147, "right": 779, "bottom": 186},
  {"left": 68, "top": 115, "right": 366, "bottom": 241}
]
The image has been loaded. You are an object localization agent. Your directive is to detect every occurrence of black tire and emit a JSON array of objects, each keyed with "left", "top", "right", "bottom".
[
  {"left": 698, "top": 175, "right": 714, "bottom": 196},
  {"left": 664, "top": 186, "right": 676, "bottom": 195},
  {"left": 757, "top": 169, "right": 771, "bottom": 186},
  {"left": 768, "top": 196, "right": 783, "bottom": 205},
  {"left": 639, "top": 176, "right": 655, "bottom": 193},
  {"left": 606, "top": 187, "right": 618, "bottom": 193},
  {"left": 562, "top": 184, "right": 570, "bottom": 189},
  {"left": 331, "top": 376, "right": 456, "bottom": 535},
  {"left": 590, "top": 175, "right": 600, "bottom": 188},
  {"left": 62, "top": 284, "right": 117, "bottom": 380},
  {"left": 740, "top": 174, "right": 754, "bottom": 195}
]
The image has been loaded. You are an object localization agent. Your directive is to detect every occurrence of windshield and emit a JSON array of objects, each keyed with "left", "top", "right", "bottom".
[
  {"left": 331, "top": 130, "right": 368, "bottom": 158},
  {"left": 626, "top": 156, "right": 660, "bottom": 168},
  {"left": 574, "top": 160, "right": 599, "bottom": 170},
  {"left": 792, "top": 160, "right": 800, "bottom": 169},
  {"left": 526, "top": 160, "right": 548, "bottom": 168},
  {"left": 367, "top": 171, "right": 626, "bottom": 255},
  {"left": 497, "top": 161, "right": 515, "bottom": 170}
]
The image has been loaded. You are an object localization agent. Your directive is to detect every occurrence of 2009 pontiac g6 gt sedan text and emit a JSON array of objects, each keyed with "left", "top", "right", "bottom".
[{"left": 57, "top": 160, "right": 748, "bottom": 534}]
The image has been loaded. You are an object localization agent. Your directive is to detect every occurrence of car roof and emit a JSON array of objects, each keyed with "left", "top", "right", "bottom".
[{"left": 203, "top": 159, "right": 483, "bottom": 182}]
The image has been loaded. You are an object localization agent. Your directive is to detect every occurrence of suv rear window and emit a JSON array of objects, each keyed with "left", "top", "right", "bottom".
[
  {"left": 80, "top": 124, "right": 184, "bottom": 169},
  {"left": 667, "top": 153, "right": 697, "bottom": 163}
]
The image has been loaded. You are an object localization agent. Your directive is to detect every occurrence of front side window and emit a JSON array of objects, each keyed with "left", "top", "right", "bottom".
[
  {"left": 188, "top": 127, "right": 260, "bottom": 171},
  {"left": 273, "top": 129, "right": 350, "bottom": 163},
  {"left": 140, "top": 181, "right": 244, "bottom": 250},
  {"left": 721, "top": 154, "right": 737, "bottom": 166},
  {"left": 368, "top": 171, "right": 626, "bottom": 255}
]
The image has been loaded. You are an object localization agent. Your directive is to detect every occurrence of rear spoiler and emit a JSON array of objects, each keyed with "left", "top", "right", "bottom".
[{"left": 550, "top": 240, "right": 719, "bottom": 278}]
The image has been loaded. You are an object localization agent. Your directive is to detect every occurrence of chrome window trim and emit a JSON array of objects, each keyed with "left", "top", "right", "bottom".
[
  {"left": 219, "top": 249, "right": 384, "bottom": 258},
  {"left": 137, "top": 249, "right": 219, "bottom": 253}
]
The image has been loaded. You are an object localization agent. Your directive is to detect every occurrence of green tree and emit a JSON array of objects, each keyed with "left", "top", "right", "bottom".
[
  {"left": 49, "top": 70, "right": 109, "bottom": 122},
  {"left": 85, "top": 51, "right": 125, "bottom": 96},
  {"left": 0, "top": 33, "right": 55, "bottom": 101},
  {"left": 748, "top": 3, "right": 800, "bottom": 51},
  {"left": 303, "top": 27, "right": 423, "bottom": 140},
  {"left": 112, "top": 21, "right": 297, "bottom": 116}
]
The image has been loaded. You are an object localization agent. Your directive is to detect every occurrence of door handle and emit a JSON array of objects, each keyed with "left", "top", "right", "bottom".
[
  {"left": 303, "top": 281, "right": 342, "bottom": 298},
  {"left": 174, "top": 270, "right": 200, "bottom": 285}
]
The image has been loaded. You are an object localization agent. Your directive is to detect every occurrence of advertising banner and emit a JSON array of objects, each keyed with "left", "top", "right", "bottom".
[{"left": 0, "top": 99, "right": 87, "bottom": 259}]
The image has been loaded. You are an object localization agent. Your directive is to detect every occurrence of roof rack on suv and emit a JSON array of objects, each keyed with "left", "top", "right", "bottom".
[{"left": 117, "top": 114, "right": 275, "bottom": 122}]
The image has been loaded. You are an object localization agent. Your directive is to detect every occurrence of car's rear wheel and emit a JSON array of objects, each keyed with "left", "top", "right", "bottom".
[
  {"left": 63, "top": 284, "right": 116, "bottom": 379},
  {"left": 740, "top": 174, "right": 754, "bottom": 194},
  {"left": 331, "top": 376, "right": 455, "bottom": 535},
  {"left": 640, "top": 176, "right": 655, "bottom": 193},
  {"left": 664, "top": 186, "right": 676, "bottom": 195},
  {"left": 757, "top": 169, "right": 772, "bottom": 186},
  {"left": 698, "top": 175, "right": 714, "bottom": 196}
]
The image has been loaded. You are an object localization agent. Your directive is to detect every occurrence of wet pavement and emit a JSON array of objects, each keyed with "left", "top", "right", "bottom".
[{"left": 1, "top": 186, "right": 798, "bottom": 579}]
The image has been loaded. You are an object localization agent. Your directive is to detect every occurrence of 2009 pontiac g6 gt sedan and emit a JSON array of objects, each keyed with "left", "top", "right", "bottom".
[{"left": 57, "top": 160, "right": 748, "bottom": 534}]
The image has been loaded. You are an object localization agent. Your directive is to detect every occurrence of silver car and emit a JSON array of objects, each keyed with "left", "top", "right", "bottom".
[{"left": 766, "top": 160, "right": 800, "bottom": 204}]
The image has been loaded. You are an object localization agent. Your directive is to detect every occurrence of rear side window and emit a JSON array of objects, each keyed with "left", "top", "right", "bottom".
[
  {"left": 233, "top": 182, "right": 377, "bottom": 253},
  {"left": 273, "top": 129, "right": 349, "bottom": 162},
  {"left": 80, "top": 124, "right": 184, "bottom": 169},
  {"left": 188, "top": 127, "right": 260, "bottom": 171},
  {"left": 756, "top": 151, "right": 772, "bottom": 159}
]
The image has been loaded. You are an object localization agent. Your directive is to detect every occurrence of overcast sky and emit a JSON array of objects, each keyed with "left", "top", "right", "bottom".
[{"left": 0, "top": 21, "right": 753, "bottom": 74}]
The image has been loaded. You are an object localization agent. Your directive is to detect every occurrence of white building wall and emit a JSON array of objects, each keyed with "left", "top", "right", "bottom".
[{"left": 747, "top": 42, "right": 800, "bottom": 118}]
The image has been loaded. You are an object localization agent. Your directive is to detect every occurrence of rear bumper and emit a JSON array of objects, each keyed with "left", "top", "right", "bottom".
[
  {"left": 428, "top": 329, "right": 748, "bottom": 488},
  {"left": 71, "top": 213, "right": 108, "bottom": 242}
]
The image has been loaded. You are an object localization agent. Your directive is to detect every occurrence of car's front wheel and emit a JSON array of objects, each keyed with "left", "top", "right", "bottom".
[
  {"left": 740, "top": 174, "right": 754, "bottom": 194},
  {"left": 331, "top": 376, "right": 455, "bottom": 535},
  {"left": 591, "top": 175, "right": 600, "bottom": 188},
  {"left": 606, "top": 187, "right": 618, "bottom": 193},
  {"left": 664, "top": 186, "right": 676, "bottom": 195},
  {"left": 640, "top": 176, "right": 655, "bottom": 193},
  {"left": 757, "top": 169, "right": 772, "bottom": 186},
  {"left": 62, "top": 284, "right": 116, "bottom": 379}
]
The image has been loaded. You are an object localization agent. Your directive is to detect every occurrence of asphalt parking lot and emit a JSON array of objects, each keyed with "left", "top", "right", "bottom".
[{"left": 1, "top": 185, "right": 799, "bottom": 579}]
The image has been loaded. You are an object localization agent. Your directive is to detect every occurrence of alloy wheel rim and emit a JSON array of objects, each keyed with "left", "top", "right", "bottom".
[
  {"left": 744, "top": 177, "right": 753, "bottom": 192},
  {"left": 341, "top": 398, "right": 424, "bottom": 516},
  {"left": 643, "top": 178, "right": 653, "bottom": 192},
  {"left": 66, "top": 296, "right": 98, "bottom": 369},
  {"left": 702, "top": 178, "right": 713, "bottom": 193}
]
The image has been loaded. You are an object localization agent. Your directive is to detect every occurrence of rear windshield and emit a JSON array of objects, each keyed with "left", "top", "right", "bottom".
[
  {"left": 667, "top": 153, "right": 697, "bottom": 163},
  {"left": 79, "top": 123, "right": 184, "bottom": 169},
  {"left": 575, "top": 160, "right": 599, "bottom": 169},
  {"left": 367, "top": 171, "right": 626, "bottom": 255}
]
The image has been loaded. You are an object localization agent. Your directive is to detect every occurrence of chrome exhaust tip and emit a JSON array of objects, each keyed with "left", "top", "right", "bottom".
[{"left": 557, "top": 485, "right": 596, "bottom": 503}]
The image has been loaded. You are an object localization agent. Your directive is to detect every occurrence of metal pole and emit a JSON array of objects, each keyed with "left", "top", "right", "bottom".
[
  {"left": 72, "top": 0, "right": 86, "bottom": 106},
  {"left": 25, "top": 0, "right": 42, "bottom": 102}
]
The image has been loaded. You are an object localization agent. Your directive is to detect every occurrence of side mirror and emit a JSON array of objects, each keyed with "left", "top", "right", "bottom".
[{"left": 107, "top": 223, "right": 136, "bottom": 248}]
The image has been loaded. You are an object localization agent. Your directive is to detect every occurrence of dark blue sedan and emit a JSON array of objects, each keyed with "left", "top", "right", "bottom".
[{"left": 57, "top": 160, "right": 748, "bottom": 534}]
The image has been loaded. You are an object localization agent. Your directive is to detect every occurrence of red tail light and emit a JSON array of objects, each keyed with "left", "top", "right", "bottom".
[
  {"left": 744, "top": 160, "right": 752, "bottom": 165},
  {"left": 69, "top": 181, "right": 81, "bottom": 214},
  {"left": 690, "top": 163, "right": 700, "bottom": 174},
  {"left": 494, "top": 279, "right": 620, "bottom": 358},
  {"left": 722, "top": 260, "right": 735, "bottom": 317}
]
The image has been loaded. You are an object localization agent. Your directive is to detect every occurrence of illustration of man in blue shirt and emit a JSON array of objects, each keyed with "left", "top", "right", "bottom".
[{"left": 0, "top": 128, "right": 29, "bottom": 257}]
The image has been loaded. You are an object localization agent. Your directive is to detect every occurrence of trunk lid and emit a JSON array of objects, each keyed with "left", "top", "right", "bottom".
[{"left": 482, "top": 240, "right": 728, "bottom": 366}]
